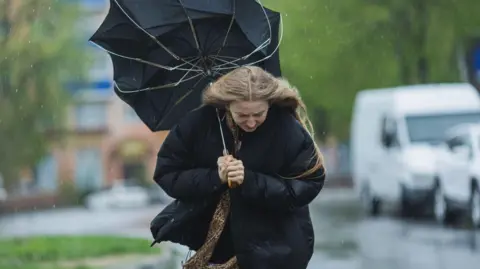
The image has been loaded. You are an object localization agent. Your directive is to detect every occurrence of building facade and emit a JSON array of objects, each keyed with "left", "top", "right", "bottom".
[{"left": 26, "top": 0, "right": 168, "bottom": 196}]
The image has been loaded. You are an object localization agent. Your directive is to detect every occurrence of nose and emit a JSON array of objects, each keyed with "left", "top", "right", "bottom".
[{"left": 246, "top": 119, "right": 256, "bottom": 128}]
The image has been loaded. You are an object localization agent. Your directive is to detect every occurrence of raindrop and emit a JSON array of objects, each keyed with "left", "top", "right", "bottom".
[
  {"left": 52, "top": 204, "right": 56, "bottom": 208},
  {"left": 310, "top": 76, "right": 313, "bottom": 79},
  {"left": 30, "top": 64, "right": 33, "bottom": 68},
  {"left": 15, "top": 89, "right": 18, "bottom": 93},
  {"left": 28, "top": 40, "right": 31, "bottom": 44}
]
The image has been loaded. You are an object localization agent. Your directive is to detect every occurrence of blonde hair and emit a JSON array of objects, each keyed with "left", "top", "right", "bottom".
[{"left": 202, "top": 66, "right": 324, "bottom": 179}]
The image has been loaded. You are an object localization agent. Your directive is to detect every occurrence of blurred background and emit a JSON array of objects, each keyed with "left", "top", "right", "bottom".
[{"left": 1, "top": 0, "right": 480, "bottom": 269}]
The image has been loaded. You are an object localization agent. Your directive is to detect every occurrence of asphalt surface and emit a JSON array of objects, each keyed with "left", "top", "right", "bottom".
[{"left": 1, "top": 189, "right": 479, "bottom": 269}]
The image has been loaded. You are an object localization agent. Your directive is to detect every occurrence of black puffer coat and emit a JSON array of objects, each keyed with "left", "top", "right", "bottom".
[{"left": 151, "top": 105, "right": 325, "bottom": 269}]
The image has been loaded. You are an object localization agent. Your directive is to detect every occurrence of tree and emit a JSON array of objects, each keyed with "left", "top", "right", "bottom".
[
  {"left": 0, "top": 0, "right": 92, "bottom": 190},
  {"left": 264, "top": 0, "right": 480, "bottom": 139}
]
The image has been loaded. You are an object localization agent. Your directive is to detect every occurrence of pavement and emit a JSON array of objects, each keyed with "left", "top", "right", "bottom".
[{"left": 2, "top": 188, "right": 480, "bottom": 269}]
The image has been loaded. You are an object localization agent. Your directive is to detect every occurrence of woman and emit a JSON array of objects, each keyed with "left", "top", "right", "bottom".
[{"left": 153, "top": 66, "right": 326, "bottom": 269}]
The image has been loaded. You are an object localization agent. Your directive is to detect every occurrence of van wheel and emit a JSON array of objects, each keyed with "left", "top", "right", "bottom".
[
  {"left": 469, "top": 181, "right": 480, "bottom": 228},
  {"left": 400, "top": 185, "right": 413, "bottom": 218},
  {"left": 361, "top": 184, "right": 381, "bottom": 216}
]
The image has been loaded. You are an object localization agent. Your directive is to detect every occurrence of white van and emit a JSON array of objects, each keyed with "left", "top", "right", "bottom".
[{"left": 350, "top": 83, "right": 480, "bottom": 217}]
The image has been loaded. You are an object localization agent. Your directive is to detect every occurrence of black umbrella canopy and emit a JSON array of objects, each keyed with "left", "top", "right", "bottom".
[{"left": 89, "top": 0, "right": 283, "bottom": 131}]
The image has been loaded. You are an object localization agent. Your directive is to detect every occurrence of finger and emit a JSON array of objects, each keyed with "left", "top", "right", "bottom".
[
  {"left": 221, "top": 164, "right": 229, "bottom": 171},
  {"left": 228, "top": 169, "right": 244, "bottom": 175},
  {"left": 217, "top": 157, "right": 227, "bottom": 166},
  {"left": 228, "top": 176, "right": 244, "bottom": 184},
  {"left": 226, "top": 165, "right": 243, "bottom": 172},
  {"left": 228, "top": 171, "right": 242, "bottom": 178}
]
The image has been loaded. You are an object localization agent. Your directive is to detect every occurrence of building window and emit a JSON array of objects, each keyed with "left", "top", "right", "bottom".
[
  {"left": 75, "top": 103, "right": 107, "bottom": 129},
  {"left": 75, "top": 148, "right": 103, "bottom": 191},
  {"left": 35, "top": 154, "right": 58, "bottom": 192}
]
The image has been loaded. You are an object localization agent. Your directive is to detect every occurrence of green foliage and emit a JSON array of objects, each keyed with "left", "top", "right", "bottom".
[
  {"left": 0, "top": 0, "right": 93, "bottom": 188},
  {"left": 262, "top": 0, "right": 480, "bottom": 139},
  {"left": 0, "top": 235, "right": 159, "bottom": 269}
]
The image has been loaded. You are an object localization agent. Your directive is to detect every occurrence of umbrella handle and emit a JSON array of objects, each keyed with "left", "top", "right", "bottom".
[
  {"left": 223, "top": 150, "right": 239, "bottom": 189},
  {"left": 228, "top": 180, "right": 239, "bottom": 189},
  {"left": 217, "top": 109, "right": 239, "bottom": 189}
]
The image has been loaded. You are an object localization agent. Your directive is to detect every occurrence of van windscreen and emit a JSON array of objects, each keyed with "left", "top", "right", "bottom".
[{"left": 405, "top": 112, "right": 480, "bottom": 144}]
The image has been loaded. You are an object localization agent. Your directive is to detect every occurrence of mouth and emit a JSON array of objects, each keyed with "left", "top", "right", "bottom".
[{"left": 242, "top": 126, "right": 256, "bottom": 132}]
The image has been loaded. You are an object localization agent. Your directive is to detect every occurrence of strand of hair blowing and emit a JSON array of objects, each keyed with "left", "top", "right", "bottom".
[{"left": 273, "top": 78, "right": 325, "bottom": 179}]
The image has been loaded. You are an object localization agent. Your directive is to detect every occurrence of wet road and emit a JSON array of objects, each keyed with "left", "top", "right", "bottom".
[
  {"left": 0, "top": 205, "right": 162, "bottom": 238},
  {"left": 307, "top": 190, "right": 480, "bottom": 269},
  {"left": 1, "top": 189, "right": 479, "bottom": 269}
]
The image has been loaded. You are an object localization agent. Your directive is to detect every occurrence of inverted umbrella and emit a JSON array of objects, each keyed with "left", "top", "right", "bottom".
[{"left": 89, "top": 0, "right": 283, "bottom": 131}]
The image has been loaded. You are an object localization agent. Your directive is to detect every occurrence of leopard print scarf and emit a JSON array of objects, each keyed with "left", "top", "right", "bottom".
[{"left": 181, "top": 111, "right": 240, "bottom": 269}]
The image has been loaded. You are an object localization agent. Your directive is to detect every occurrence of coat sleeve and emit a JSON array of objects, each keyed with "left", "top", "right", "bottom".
[
  {"left": 153, "top": 111, "right": 225, "bottom": 201},
  {"left": 236, "top": 117, "right": 326, "bottom": 213}
]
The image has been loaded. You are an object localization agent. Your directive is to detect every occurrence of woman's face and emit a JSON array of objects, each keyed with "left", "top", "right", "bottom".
[{"left": 228, "top": 101, "right": 269, "bottom": 132}]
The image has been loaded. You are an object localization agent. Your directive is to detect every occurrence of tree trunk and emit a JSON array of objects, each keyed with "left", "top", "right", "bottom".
[
  {"left": 416, "top": 0, "right": 429, "bottom": 83},
  {"left": 392, "top": 7, "right": 413, "bottom": 84},
  {"left": 394, "top": 42, "right": 411, "bottom": 84}
]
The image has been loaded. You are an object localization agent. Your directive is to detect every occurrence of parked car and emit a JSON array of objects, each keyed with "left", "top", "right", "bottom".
[
  {"left": 351, "top": 83, "right": 480, "bottom": 217},
  {"left": 85, "top": 182, "right": 150, "bottom": 210},
  {"left": 434, "top": 123, "right": 480, "bottom": 226}
]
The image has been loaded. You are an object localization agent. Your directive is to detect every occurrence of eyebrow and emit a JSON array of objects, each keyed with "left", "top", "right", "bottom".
[{"left": 234, "top": 110, "right": 266, "bottom": 115}]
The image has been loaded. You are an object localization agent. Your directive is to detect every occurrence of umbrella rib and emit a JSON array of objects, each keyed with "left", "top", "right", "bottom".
[
  {"left": 154, "top": 73, "right": 208, "bottom": 130},
  {"left": 89, "top": 41, "right": 202, "bottom": 72},
  {"left": 115, "top": 58, "right": 203, "bottom": 93},
  {"left": 211, "top": 0, "right": 278, "bottom": 70},
  {"left": 177, "top": 0, "right": 201, "bottom": 52},
  {"left": 115, "top": 71, "right": 204, "bottom": 93},
  {"left": 212, "top": 40, "right": 270, "bottom": 69},
  {"left": 213, "top": 69, "right": 229, "bottom": 77},
  {"left": 215, "top": 0, "right": 236, "bottom": 57},
  {"left": 112, "top": 0, "right": 199, "bottom": 69},
  {"left": 209, "top": 55, "right": 241, "bottom": 68},
  {"left": 213, "top": 13, "right": 284, "bottom": 71}
]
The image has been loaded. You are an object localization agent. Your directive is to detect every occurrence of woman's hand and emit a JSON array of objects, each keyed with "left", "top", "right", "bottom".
[
  {"left": 226, "top": 160, "right": 244, "bottom": 186},
  {"left": 217, "top": 155, "right": 234, "bottom": 183}
]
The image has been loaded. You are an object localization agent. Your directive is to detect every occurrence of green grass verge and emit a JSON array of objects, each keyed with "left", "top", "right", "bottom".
[{"left": 0, "top": 235, "right": 160, "bottom": 269}]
